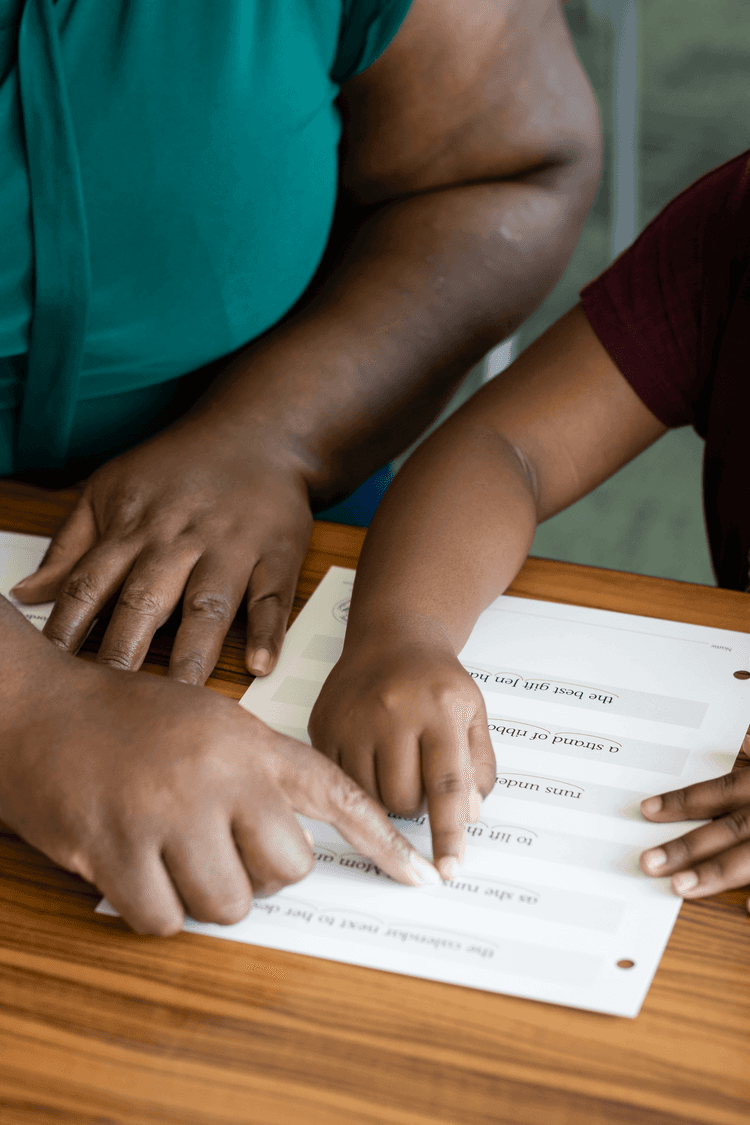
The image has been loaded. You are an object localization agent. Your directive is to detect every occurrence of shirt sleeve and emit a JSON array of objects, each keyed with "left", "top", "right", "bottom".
[
  {"left": 331, "top": 0, "right": 413, "bottom": 85},
  {"left": 579, "top": 151, "right": 750, "bottom": 434}
]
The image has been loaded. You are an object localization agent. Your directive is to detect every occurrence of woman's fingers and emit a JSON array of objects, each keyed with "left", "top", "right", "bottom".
[
  {"left": 11, "top": 500, "right": 97, "bottom": 604},
  {"left": 94, "top": 850, "right": 187, "bottom": 937},
  {"left": 96, "top": 543, "right": 202, "bottom": 671},
  {"left": 162, "top": 820, "right": 254, "bottom": 926},
  {"left": 641, "top": 769, "right": 750, "bottom": 822},
  {"left": 15, "top": 472, "right": 310, "bottom": 677},
  {"left": 42, "top": 538, "right": 141, "bottom": 653},
  {"left": 274, "top": 739, "right": 441, "bottom": 887},
  {"left": 232, "top": 798, "right": 314, "bottom": 899},
  {"left": 245, "top": 548, "right": 306, "bottom": 678},
  {"left": 168, "top": 552, "right": 248, "bottom": 684}
]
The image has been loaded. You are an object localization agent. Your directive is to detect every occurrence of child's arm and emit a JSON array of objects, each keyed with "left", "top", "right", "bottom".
[{"left": 309, "top": 304, "right": 666, "bottom": 876}]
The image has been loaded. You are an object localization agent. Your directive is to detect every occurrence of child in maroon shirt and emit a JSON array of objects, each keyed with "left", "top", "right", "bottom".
[
  {"left": 309, "top": 152, "right": 750, "bottom": 904},
  {"left": 581, "top": 151, "right": 750, "bottom": 591}
]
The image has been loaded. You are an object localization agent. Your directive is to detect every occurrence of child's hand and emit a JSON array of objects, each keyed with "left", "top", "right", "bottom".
[
  {"left": 309, "top": 639, "right": 496, "bottom": 880},
  {"left": 639, "top": 766, "right": 750, "bottom": 908}
]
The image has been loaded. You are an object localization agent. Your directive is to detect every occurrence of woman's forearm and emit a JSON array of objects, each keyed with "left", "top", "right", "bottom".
[
  {"left": 0, "top": 597, "right": 74, "bottom": 732},
  {"left": 185, "top": 171, "right": 590, "bottom": 507},
  {"left": 343, "top": 416, "right": 539, "bottom": 655}
]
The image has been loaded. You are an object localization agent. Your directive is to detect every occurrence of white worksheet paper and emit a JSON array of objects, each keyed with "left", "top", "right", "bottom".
[
  {"left": 98, "top": 566, "right": 750, "bottom": 1017},
  {"left": 0, "top": 530, "right": 53, "bottom": 628}
]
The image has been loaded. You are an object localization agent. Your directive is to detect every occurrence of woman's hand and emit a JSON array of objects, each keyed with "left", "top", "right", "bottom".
[
  {"left": 10, "top": 0, "right": 601, "bottom": 690},
  {"left": 640, "top": 765, "right": 750, "bottom": 909},
  {"left": 309, "top": 637, "right": 496, "bottom": 880},
  {"left": 11, "top": 422, "right": 313, "bottom": 683},
  {"left": 0, "top": 622, "right": 440, "bottom": 936}
]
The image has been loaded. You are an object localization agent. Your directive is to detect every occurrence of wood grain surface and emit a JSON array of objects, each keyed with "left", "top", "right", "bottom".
[{"left": 0, "top": 480, "right": 748, "bottom": 1125}]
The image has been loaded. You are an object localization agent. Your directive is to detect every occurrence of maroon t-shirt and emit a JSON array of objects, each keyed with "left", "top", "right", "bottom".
[{"left": 580, "top": 151, "right": 750, "bottom": 591}]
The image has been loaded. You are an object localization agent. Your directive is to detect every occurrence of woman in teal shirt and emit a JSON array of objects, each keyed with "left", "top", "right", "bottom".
[
  {"left": 0, "top": 0, "right": 600, "bottom": 933},
  {"left": 1, "top": 0, "right": 408, "bottom": 476}
]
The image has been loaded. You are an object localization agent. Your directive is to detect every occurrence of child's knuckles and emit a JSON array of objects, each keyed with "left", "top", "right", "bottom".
[
  {"left": 377, "top": 685, "right": 409, "bottom": 715},
  {"left": 428, "top": 770, "right": 465, "bottom": 800},
  {"left": 382, "top": 789, "right": 423, "bottom": 819}
]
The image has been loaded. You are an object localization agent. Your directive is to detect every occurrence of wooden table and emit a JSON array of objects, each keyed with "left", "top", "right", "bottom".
[{"left": 1, "top": 480, "right": 748, "bottom": 1125}]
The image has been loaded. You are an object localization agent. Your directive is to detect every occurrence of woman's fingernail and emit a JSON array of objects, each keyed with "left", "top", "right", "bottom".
[
  {"left": 408, "top": 852, "right": 442, "bottom": 886},
  {"left": 439, "top": 856, "right": 460, "bottom": 881},
  {"left": 303, "top": 830, "right": 314, "bottom": 847},
  {"left": 672, "top": 871, "right": 699, "bottom": 895},
  {"left": 641, "top": 796, "right": 663, "bottom": 817},
  {"left": 643, "top": 848, "right": 667, "bottom": 872},
  {"left": 468, "top": 790, "right": 483, "bottom": 823},
  {"left": 250, "top": 649, "right": 272, "bottom": 676},
  {"left": 10, "top": 577, "right": 31, "bottom": 593}
]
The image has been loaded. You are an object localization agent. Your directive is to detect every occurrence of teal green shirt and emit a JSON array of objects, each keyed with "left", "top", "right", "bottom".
[{"left": 0, "top": 0, "right": 412, "bottom": 479}]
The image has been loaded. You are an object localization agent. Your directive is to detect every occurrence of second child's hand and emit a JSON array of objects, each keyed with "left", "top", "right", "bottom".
[
  {"left": 640, "top": 763, "right": 750, "bottom": 908},
  {"left": 309, "top": 634, "right": 496, "bottom": 880}
]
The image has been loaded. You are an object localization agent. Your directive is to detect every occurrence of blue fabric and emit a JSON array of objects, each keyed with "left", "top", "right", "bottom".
[
  {"left": 315, "top": 462, "right": 393, "bottom": 526},
  {"left": 0, "top": 0, "right": 413, "bottom": 479}
]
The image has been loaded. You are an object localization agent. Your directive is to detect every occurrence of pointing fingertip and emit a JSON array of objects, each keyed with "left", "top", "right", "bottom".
[
  {"left": 408, "top": 851, "right": 442, "bottom": 886},
  {"left": 641, "top": 795, "right": 663, "bottom": 817},
  {"left": 10, "top": 576, "right": 32, "bottom": 593},
  {"left": 438, "top": 855, "right": 460, "bottom": 881},
  {"left": 249, "top": 648, "right": 272, "bottom": 676}
]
